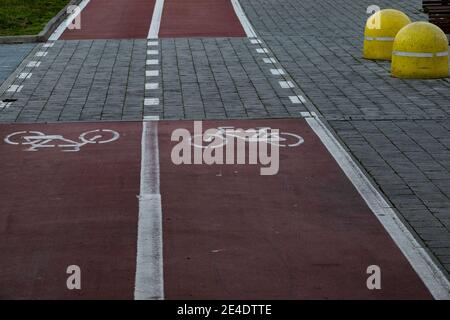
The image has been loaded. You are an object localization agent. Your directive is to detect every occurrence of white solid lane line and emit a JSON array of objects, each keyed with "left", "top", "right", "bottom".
[
  {"left": 148, "top": 0, "right": 165, "bottom": 39},
  {"left": 49, "top": 0, "right": 91, "bottom": 41},
  {"left": 134, "top": 120, "right": 164, "bottom": 300},
  {"left": 304, "top": 113, "right": 450, "bottom": 300},
  {"left": 231, "top": 0, "right": 257, "bottom": 38}
]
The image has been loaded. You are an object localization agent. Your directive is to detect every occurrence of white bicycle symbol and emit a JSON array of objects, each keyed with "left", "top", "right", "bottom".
[
  {"left": 4, "top": 129, "right": 120, "bottom": 152},
  {"left": 190, "top": 126, "right": 304, "bottom": 149}
]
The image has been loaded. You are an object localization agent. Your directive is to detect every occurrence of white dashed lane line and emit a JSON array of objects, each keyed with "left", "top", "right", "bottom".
[
  {"left": 270, "top": 68, "right": 285, "bottom": 75},
  {"left": 145, "top": 83, "right": 159, "bottom": 90},
  {"left": 279, "top": 81, "right": 295, "bottom": 89},
  {"left": 289, "top": 95, "right": 306, "bottom": 104},
  {"left": 35, "top": 51, "right": 48, "bottom": 57},
  {"left": 18, "top": 73, "right": 32, "bottom": 79},
  {"left": 263, "top": 58, "right": 276, "bottom": 64},
  {"left": 27, "top": 61, "right": 41, "bottom": 68},
  {"left": 0, "top": 101, "right": 12, "bottom": 109},
  {"left": 1, "top": 42, "right": 53, "bottom": 112},
  {"left": 144, "top": 98, "right": 160, "bottom": 106},
  {"left": 7, "top": 85, "right": 23, "bottom": 93},
  {"left": 146, "top": 70, "right": 159, "bottom": 77},
  {"left": 144, "top": 40, "right": 161, "bottom": 111},
  {"left": 248, "top": 36, "right": 302, "bottom": 106}
]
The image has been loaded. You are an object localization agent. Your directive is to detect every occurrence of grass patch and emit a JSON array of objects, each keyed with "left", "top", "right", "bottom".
[{"left": 0, "top": 0, "right": 70, "bottom": 36}]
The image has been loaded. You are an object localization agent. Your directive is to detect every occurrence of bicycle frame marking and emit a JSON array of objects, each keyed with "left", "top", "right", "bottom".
[
  {"left": 20, "top": 135, "right": 99, "bottom": 152},
  {"left": 190, "top": 126, "right": 304, "bottom": 148}
]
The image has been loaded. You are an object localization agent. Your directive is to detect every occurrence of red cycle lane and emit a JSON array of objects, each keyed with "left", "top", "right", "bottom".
[
  {"left": 0, "top": 122, "right": 141, "bottom": 299},
  {"left": 158, "top": 119, "right": 432, "bottom": 299},
  {"left": 159, "top": 0, "right": 246, "bottom": 37},
  {"left": 0, "top": 119, "right": 435, "bottom": 299},
  {"left": 60, "top": 0, "right": 156, "bottom": 40}
]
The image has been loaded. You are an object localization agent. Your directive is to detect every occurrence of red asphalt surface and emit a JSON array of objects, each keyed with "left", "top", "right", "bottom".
[
  {"left": 159, "top": 0, "right": 246, "bottom": 37},
  {"left": 159, "top": 119, "right": 431, "bottom": 299},
  {"left": 2, "top": 0, "right": 434, "bottom": 300},
  {"left": 0, "top": 120, "right": 432, "bottom": 299},
  {"left": 0, "top": 123, "right": 140, "bottom": 299},
  {"left": 60, "top": 0, "right": 156, "bottom": 40},
  {"left": 59, "top": 0, "right": 246, "bottom": 39}
]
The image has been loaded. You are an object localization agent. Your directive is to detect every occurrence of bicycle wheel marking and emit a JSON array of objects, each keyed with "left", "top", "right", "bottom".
[
  {"left": 188, "top": 126, "right": 305, "bottom": 149},
  {"left": 4, "top": 129, "right": 120, "bottom": 152},
  {"left": 0, "top": 122, "right": 140, "bottom": 299},
  {"left": 160, "top": 118, "right": 432, "bottom": 299},
  {"left": 4, "top": 131, "right": 45, "bottom": 145},
  {"left": 0, "top": 119, "right": 437, "bottom": 299}
]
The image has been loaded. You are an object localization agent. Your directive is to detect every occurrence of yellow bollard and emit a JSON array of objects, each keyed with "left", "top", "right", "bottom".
[
  {"left": 392, "top": 22, "right": 449, "bottom": 79},
  {"left": 363, "top": 9, "right": 411, "bottom": 60}
]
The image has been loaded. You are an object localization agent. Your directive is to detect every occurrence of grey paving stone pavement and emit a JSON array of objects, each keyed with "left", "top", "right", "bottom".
[
  {"left": 0, "top": 40, "right": 148, "bottom": 122},
  {"left": 241, "top": 0, "right": 425, "bottom": 37},
  {"left": 0, "top": 43, "right": 35, "bottom": 85},
  {"left": 0, "top": 38, "right": 307, "bottom": 122},
  {"left": 240, "top": 0, "right": 450, "bottom": 276},
  {"left": 160, "top": 38, "right": 307, "bottom": 119}
]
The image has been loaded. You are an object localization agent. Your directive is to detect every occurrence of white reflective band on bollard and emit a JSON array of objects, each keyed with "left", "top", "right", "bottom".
[
  {"left": 364, "top": 36, "right": 395, "bottom": 41},
  {"left": 392, "top": 51, "right": 449, "bottom": 58}
]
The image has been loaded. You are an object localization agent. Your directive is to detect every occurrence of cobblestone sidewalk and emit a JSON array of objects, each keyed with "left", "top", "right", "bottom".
[
  {"left": 240, "top": 0, "right": 450, "bottom": 276},
  {"left": 0, "top": 43, "right": 35, "bottom": 85},
  {"left": 0, "top": 38, "right": 308, "bottom": 122}
]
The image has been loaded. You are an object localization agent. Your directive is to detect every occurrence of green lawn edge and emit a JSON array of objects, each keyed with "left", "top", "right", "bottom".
[{"left": 0, "top": 0, "right": 70, "bottom": 36}]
